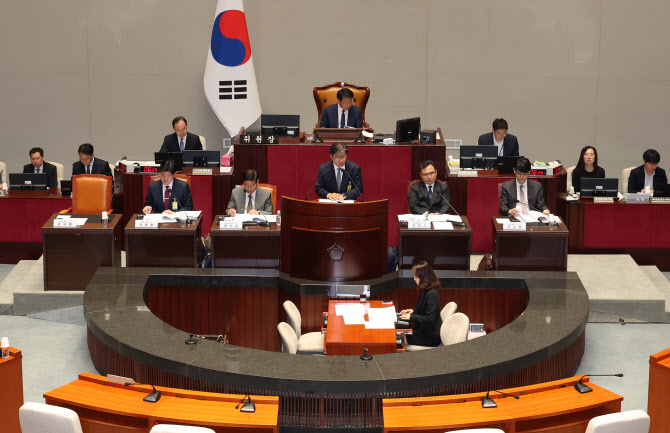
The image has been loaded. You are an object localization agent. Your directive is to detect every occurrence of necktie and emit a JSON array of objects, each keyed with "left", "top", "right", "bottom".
[
  {"left": 36, "top": 168, "right": 41, "bottom": 174},
  {"left": 179, "top": 137, "right": 185, "bottom": 152},
  {"left": 340, "top": 110, "right": 345, "bottom": 128},
  {"left": 519, "top": 185, "right": 529, "bottom": 215},
  {"left": 336, "top": 168, "right": 342, "bottom": 191},
  {"left": 164, "top": 186, "right": 171, "bottom": 211},
  {"left": 86, "top": 165, "right": 90, "bottom": 174},
  {"left": 246, "top": 194, "right": 253, "bottom": 213},
  {"left": 428, "top": 185, "right": 433, "bottom": 204}
]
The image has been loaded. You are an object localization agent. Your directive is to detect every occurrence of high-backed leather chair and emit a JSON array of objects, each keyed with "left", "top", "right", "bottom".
[
  {"left": 49, "top": 161, "right": 64, "bottom": 186},
  {"left": 0, "top": 161, "right": 6, "bottom": 184},
  {"left": 150, "top": 174, "right": 191, "bottom": 188},
  {"left": 199, "top": 135, "right": 207, "bottom": 150},
  {"left": 621, "top": 166, "right": 637, "bottom": 193},
  {"left": 258, "top": 183, "right": 277, "bottom": 213},
  {"left": 566, "top": 165, "right": 576, "bottom": 192},
  {"left": 406, "top": 179, "right": 448, "bottom": 213},
  {"left": 313, "top": 81, "right": 370, "bottom": 128},
  {"left": 60, "top": 174, "right": 113, "bottom": 214}
]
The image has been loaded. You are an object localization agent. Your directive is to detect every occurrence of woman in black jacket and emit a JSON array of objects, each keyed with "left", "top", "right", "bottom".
[
  {"left": 399, "top": 261, "right": 443, "bottom": 347},
  {"left": 572, "top": 146, "right": 605, "bottom": 193}
]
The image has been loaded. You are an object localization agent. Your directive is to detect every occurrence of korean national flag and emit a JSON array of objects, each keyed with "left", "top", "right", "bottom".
[{"left": 204, "top": 0, "right": 262, "bottom": 137}]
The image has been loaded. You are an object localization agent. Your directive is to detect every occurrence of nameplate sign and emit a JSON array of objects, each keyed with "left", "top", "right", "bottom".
[
  {"left": 240, "top": 134, "right": 279, "bottom": 145},
  {"left": 408, "top": 221, "right": 431, "bottom": 229},
  {"left": 219, "top": 220, "right": 243, "bottom": 229},
  {"left": 135, "top": 220, "right": 158, "bottom": 228},
  {"left": 53, "top": 219, "right": 78, "bottom": 228},
  {"left": 458, "top": 170, "right": 478, "bottom": 177},
  {"left": 502, "top": 221, "right": 526, "bottom": 231}
]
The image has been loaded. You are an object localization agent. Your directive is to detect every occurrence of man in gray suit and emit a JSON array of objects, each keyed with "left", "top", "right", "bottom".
[
  {"left": 499, "top": 157, "right": 550, "bottom": 217},
  {"left": 226, "top": 169, "right": 273, "bottom": 216}
]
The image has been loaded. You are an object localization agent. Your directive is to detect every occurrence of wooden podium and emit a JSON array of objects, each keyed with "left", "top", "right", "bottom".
[
  {"left": 280, "top": 197, "right": 388, "bottom": 281},
  {"left": 313, "top": 127, "right": 365, "bottom": 142}
]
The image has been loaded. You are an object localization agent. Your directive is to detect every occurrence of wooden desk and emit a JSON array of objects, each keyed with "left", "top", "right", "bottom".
[
  {"left": 566, "top": 199, "right": 670, "bottom": 271},
  {"left": 325, "top": 300, "right": 397, "bottom": 356},
  {"left": 42, "top": 213, "right": 122, "bottom": 290},
  {"left": 0, "top": 347, "right": 23, "bottom": 433},
  {"left": 125, "top": 214, "right": 203, "bottom": 268},
  {"left": 447, "top": 167, "right": 567, "bottom": 252},
  {"left": 492, "top": 217, "right": 569, "bottom": 271},
  {"left": 44, "top": 372, "right": 279, "bottom": 433},
  {"left": 648, "top": 348, "right": 670, "bottom": 433},
  {"left": 0, "top": 189, "right": 72, "bottom": 263},
  {"left": 398, "top": 216, "right": 472, "bottom": 270},
  {"left": 210, "top": 216, "right": 280, "bottom": 268},
  {"left": 382, "top": 376, "right": 622, "bottom": 433}
]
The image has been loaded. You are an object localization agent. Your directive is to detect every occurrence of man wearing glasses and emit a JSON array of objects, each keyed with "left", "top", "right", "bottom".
[
  {"left": 159, "top": 116, "right": 203, "bottom": 153},
  {"left": 226, "top": 169, "right": 273, "bottom": 216},
  {"left": 315, "top": 142, "right": 363, "bottom": 201},
  {"left": 23, "top": 147, "right": 58, "bottom": 188},
  {"left": 408, "top": 160, "right": 451, "bottom": 215}
]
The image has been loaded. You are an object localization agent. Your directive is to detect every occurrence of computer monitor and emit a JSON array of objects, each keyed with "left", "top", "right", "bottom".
[
  {"left": 9, "top": 173, "right": 48, "bottom": 190},
  {"left": 182, "top": 150, "right": 221, "bottom": 168},
  {"left": 460, "top": 145, "right": 498, "bottom": 169},
  {"left": 154, "top": 152, "right": 184, "bottom": 172},
  {"left": 496, "top": 156, "right": 523, "bottom": 174},
  {"left": 652, "top": 183, "right": 670, "bottom": 197},
  {"left": 580, "top": 178, "right": 618, "bottom": 197},
  {"left": 260, "top": 114, "right": 300, "bottom": 137},
  {"left": 395, "top": 117, "right": 421, "bottom": 143}
]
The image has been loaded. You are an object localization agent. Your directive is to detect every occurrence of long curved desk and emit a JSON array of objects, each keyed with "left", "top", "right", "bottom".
[{"left": 85, "top": 267, "right": 589, "bottom": 430}]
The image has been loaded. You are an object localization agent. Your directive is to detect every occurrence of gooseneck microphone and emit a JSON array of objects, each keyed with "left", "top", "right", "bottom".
[
  {"left": 574, "top": 374, "right": 623, "bottom": 394},
  {"left": 124, "top": 382, "right": 162, "bottom": 403},
  {"left": 435, "top": 188, "right": 466, "bottom": 227},
  {"left": 481, "top": 389, "right": 520, "bottom": 408},
  {"left": 341, "top": 168, "right": 363, "bottom": 201},
  {"left": 168, "top": 187, "right": 191, "bottom": 223},
  {"left": 250, "top": 195, "right": 270, "bottom": 227},
  {"left": 304, "top": 167, "right": 332, "bottom": 200},
  {"left": 235, "top": 394, "right": 256, "bottom": 412}
]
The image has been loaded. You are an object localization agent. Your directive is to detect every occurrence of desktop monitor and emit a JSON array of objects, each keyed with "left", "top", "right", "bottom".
[
  {"left": 395, "top": 117, "right": 421, "bottom": 143},
  {"left": 154, "top": 152, "right": 184, "bottom": 172},
  {"left": 496, "top": 156, "right": 523, "bottom": 174},
  {"left": 9, "top": 173, "right": 48, "bottom": 190},
  {"left": 653, "top": 183, "right": 670, "bottom": 197},
  {"left": 580, "top": 178, "right": 618, "bottom": 197},
  {"left": 460, "top": 145, "right": 498, "bottom": 169},
  {"left": 260, "top": 114, "right": 300, "bottom": 137},
  {"left": 182, "top": 150, "right": 221, "bottom": 168}
]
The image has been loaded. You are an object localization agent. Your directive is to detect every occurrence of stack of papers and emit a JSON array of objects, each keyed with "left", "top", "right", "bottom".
[
  {"left": 318, "top": 199, "right": 355, "bottom": 204},
  {"left": 55, "top": 215, "right": 88, "bottom": 225},
  {"left": 228, "top": 213, "right": 277, "bottom": 223},
  {"left": 334, "top": 303, "right": 365, "bottom": 316}
]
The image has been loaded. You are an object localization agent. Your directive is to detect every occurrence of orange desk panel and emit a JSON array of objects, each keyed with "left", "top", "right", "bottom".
[
  {"left": 325, "top": 300, "right": 397, "bottom": 356},
  {"left": 649, "top": 348, "right": 670, "bottom": 433},
  {"left": 0, "top": 347, "right": 24, "bottom": 433}
]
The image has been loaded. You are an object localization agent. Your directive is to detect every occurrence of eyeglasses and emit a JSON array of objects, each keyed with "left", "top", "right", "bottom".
[{"left": 420, "top": 171, "right": 436, "bottom": 177}]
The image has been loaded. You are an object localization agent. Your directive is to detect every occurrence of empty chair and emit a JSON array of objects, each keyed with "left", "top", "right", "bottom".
[
  {"left": 283, "top": 300, "right": 325, "bottom": 354},
  {"left": 566, "top": 165, "right": 576, "bottom": 192},
  {"left": 620, "top": 166, "right": 637, "bottom": 193},
  {"left": 49, "top": 161, "right": 64, "bottom": 186},
  {"left": 440, "top": 301, "right": 457, "bottom": 321},
  {"left": 150, "top": 424, "right": 216, "bottom": 433},
  {"left": 0, "top": 161, "right": 6, "bottom": 184},
  {"left": 278, "top": 321, "right": 298, "bottom": 354},
  {"left": 19, "top": 402, "right": 84, "bottom": 433},
  {"left": 584, "top": 409, "right": 650, "bottom": 433},
  {"left": 406, "top": 312, "right": 469, "bottom": 351},
  {"left": 199, "top": 135, "right": 207, "bottom": 150}
]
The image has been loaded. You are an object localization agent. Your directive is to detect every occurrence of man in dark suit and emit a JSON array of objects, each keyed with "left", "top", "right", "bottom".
[
  {"left": 142, "top": 160, "right": 193, "bottom": 214},
  {"left": 478, "top": 118, "right": 519, "bottom": 156},
  {"left": 628, "top": 149, "right": 668, "bottom": 193},
  {"left": 23, "top": 147, "right": 58, "bottom": 188},
  {"left": 159, "top": 116, "right": 203, "bottom": 153},
  {"left": 499, "top": 157, "right": 550, "bottom": 216},
  {"left": 315, "top": 142, "right": 363, "bottom": 201},
  {"left": 72, "top": 143, "right": 113, "bottom": 177},
  {"left": 319, "top": 88, "right": 363, "bottom": 129},
  {"left": 226, "top": 169, "right": 273, "bottom": 216},
  {"left": 408, "top": 160, "right": 451, "bottom": 214}
]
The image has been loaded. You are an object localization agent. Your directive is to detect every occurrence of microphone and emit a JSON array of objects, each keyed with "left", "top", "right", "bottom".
[
  {"left": 304, "top": 167, "right": 332, "bottom": 200},
  {"left": 481, "top": 390, "right": 519, "bottom": 408},
  {"left": 435, "top": 187, "right": 466, "bottom": 227},
  {"left": 235, "top": 394, "right": 256, "bottom": 412},
  {"left": 514, "top": 199, "right": 544, "bottom": 213},
  {"left": 168, "top": 187, "right": 191, "bottom": 223},
  {"left": 123, "top": 381, "right": 161, "bottom": 403},
  {"left": 574, "top": 374, "right": 623, "bottom": 394},
  {"left": 341, "top": 168, "right": 363, "bottom": 201},
  {"left": 250, "top": 194, "right": 269, "bottom": 227},
  {"left": 422, "top": 211, "right": 429, "bottom": 221}
]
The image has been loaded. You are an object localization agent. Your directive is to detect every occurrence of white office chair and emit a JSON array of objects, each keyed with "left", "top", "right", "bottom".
[
  {"left": 19, "top": 402, "right": 84, "bottom": 433},
  {"left": 584, "top": 409, "right": 650, "bottom": 433},
  {"left": 199, "top": 135, "right": 207, "bottom": 150},
  {"left": 405, "top": 312, "right": 469, "bottom": 352},
  {"left": 620, "top": 166, "right": 637, "bottom": 193},
  {"left": 278, "top": 321, "right": 298, "bottom": 354},
  {"left": 440, "top": 301, "right": 457, "bottom": 322},
  {"left": 283, "top": 300, "right": 325, "bottom": 354},
  {"left": 566, "top": 165, "right": 576, "bottom": 191},
  {"left": 150, "top": 424, "right": 216, "bottom": 433},
  {"left": 0, "top": 161, "right": 7, "bottom": 184},
  {"left": 49, "top": 161, "right": 64, "bottom": 186},
  {"left": 108, "top": 162, "right": 116, "bottom": 182}
]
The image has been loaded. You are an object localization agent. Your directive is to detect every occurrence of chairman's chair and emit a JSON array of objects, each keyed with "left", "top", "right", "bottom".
[
  {"left": 150, "top": 174, "right": 192, "bottom": 188},
  {"left": 0, "top": 161, "right": 6, "bottom": 184},
  {"left": 49, "top": 161, "right": 64, "bottom": 186},
  {"left": 440, "top": 301, "right": 457, "bottom": 322},
  {"left": 150, "top": 424, "right": 215, "bottom": 433},
  {"left": 584, "top": 409, "right": 650, "bottom": 433},
  {"left": 620, "top": 166, "right": 637, "bottom": 193},
  {"left": 405, "top": 312, "right": 469, "bottom": 351},
  {"left": 60, "top": 174, "right": 113, "bottom": 214},
  {"left": 283, "top": 300, "right": 325, "bottom": 354},
  {"left": 313, "top": 81, "right": 371, "bottom": 129},
  {"left": 566, "top": 165, "right": 576, "bottom": 192},
  {"left": 258, "top": 183, "right": 277, "bottom": 213},
  {"left": 108, "top": 162, "right": 116, "bottom": 183},
  {"left": 19, "top": 402, "right": 84, "bottom": 433},
  {"left": 199, "top": 135, "right": 207, "bottom": 150}
]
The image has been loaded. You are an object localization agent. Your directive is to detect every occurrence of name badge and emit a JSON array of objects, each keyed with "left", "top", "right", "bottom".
[
  {"left": 54, "top": 219, "right": 77, "bottom": 227},
  {"left": 171, "top": 201, "right": 178, "bottom": 211},
  {"left": 219, "top": 220, "right": 243, "bottom": 229},
  {"left": 503, "top": 221, "right": 526, "bottom": 231},
  {"left": 135, "top": 220, "right": 158, "bottom": 228},
  {"left": 408, "top": 221, "right": 431, "bottom": 229}
]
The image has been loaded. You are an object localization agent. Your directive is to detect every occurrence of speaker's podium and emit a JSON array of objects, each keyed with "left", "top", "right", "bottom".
[{"left": 280, "top": 197, "right": 388, "bottom": 282}]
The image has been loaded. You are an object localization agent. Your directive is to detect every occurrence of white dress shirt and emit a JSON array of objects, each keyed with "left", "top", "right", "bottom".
[
  {"left": 337, "top": 104, "right": 349, "bottom": 129},
  {"left": 244, "top": 189, "right": 258, "bottom": 213},
  {"left": 493, "top": 136, "right": 504, "bottom": 156},
  {"left": 34, "top": 164, "right": 44, "bottom": 174},
  {"left": 162, "top": 180, "right": 175, "bottom": 210},
  {"left": 644, "top": 170, "right": 655, "bottom": 190}
]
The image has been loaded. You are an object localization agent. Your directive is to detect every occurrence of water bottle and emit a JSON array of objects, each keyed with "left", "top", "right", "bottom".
[
  {"left": 101, "top": 211, "right": 108, "bottom": 228},
  {"left": 1, "top": 337, "right": 9, "bottom": 358},
  {"left": 276, "top": 210, "right": 281, "bottom": 227}
]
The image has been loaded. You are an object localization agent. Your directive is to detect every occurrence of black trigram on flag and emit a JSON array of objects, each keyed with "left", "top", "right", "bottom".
[{"left": 219, "top": 80, "right": 247, "bottom": 100}]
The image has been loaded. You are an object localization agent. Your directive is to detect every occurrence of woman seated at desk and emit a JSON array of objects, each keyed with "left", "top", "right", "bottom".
[
  {"left": 572, "top": 146, "right": 605, "bottom": 193},
  {"left": 399, "top": 261, "right": 443, "bottom": 347}
]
